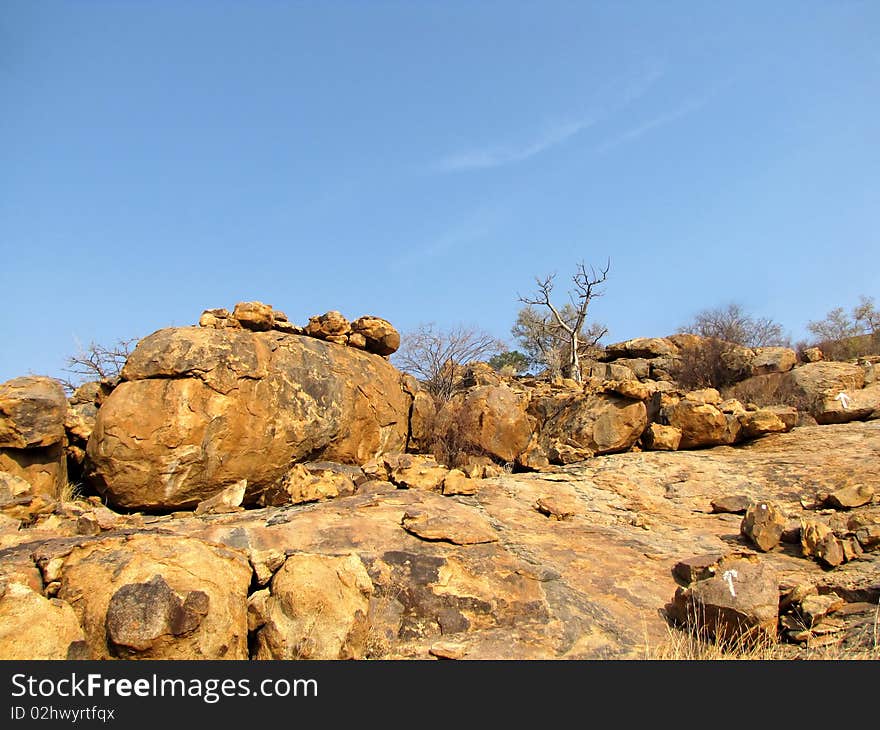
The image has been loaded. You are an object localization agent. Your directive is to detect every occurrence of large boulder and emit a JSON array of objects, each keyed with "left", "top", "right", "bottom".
[
  {"left": 86, "top": 327, "right": 411, "bottom": 510},
  {"left": 350, "top": 316, "right": 400, "bottom": 356},
  {"left": 0, "top": 376, "right": 68, "bottom": 498},
  {"left": 750, "top": 347, "right": 797, "bottom": 376},
  {"left": 812, "top": 383, "right": 880, "bottom": 424},
  {"left": 603, "top": 337, "right": 678, "bottom": 360},
  {"left": 438, "top": 385, "right": 533, "bottom": 463},
  {"left": 53, "top": 534, "right": 252, "bottom": 659},
  {"left": 535, "top": 392, "right": 647, "bottom": 458},
  {"left": 784, "top": 362, "right": 865, "bottom": 423},
  {"left": 668, "top": 557, "right": 779, "bottom": 644},
  {"left": 664, "top": 399, "right": 740, "bottom": 449},
  {"left": 252, "top": 553, "right": 373, "bottom": 660}
]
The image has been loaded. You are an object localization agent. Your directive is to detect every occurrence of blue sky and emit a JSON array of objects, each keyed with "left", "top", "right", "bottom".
[{"left": 2, "top": 1, "right": 878, "bottom": 383}]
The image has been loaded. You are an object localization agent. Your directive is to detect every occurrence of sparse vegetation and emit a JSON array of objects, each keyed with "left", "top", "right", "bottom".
[
  {"left": 393, "top": 323, "right": 506, "bottom": 401},
  {"left": 516, "top": 260, "right": 610, "bottom": 382},
  {"left": 681, "top": 302, "right": 789, "bottom": 348},
  {"left": 63, "top": 337, "right": 138, "bottom": 393},
  {"left": 807, "top": 295, "right": 880, "bottom": 360}
]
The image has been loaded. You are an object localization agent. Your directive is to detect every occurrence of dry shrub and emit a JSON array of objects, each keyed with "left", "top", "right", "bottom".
[
  {"left": 672, "top": 338, "right": 746, "bottom": 391},
  {"left": 416, "top": 394, "right": 488, "bottom": 469},
  {"left": 723, "top": 374, "right": 815, "bottom": 411}
]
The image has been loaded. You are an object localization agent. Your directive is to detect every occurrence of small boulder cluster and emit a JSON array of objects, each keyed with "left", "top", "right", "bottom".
[{"left": 199, "top": 301, "right": 400, "bottom": 356}]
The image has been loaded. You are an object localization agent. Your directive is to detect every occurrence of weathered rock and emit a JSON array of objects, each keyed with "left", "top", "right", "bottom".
[
  {"left": 604, "top": 338, "right": 678, "bottom": 360},
  {"left": 802, "top": 347, "right": 823, "bottom": 363},
  {"left": 260, "top": 464, "right": 355, "bottom": 506},
  {"left": 0, "top": 376, "right": 67, "bottom": 449},
  {"left": 429, "top": 641, "right": 468, "bottom": 660},
  {"left": 0, "top": 470, "right": 32, "bottom": 506},
  {"left": 740, "top": 501, "right": 786, "bottom": 551},
  {"left": 800, "top": 520, "right": 845, "bottom": 568},
  {"left": 641, "top": 423, "right": 681, "bottom": 451},
  {"left": 720, "top": 344, "right": 756, "bottom": 379},
  {"left": 194, "top": 479, "right": 247, "bottom": 515},
  {"left": 105, "top": 575, "right": 210, "bottom": 654},
  {"left": 390, "top": 455, "right": 449, "bottom": 491},
  {"left": 738, "top": 409, "right": 789, "bottom": 439},
  {"left": 408, "top": 391, "right": 437, "bottom": 453},
  {"left": 668, "top": 558, "right": 779, "bottom": 643},
  {"left": 0, "top": 582, "right": 87, "bottom": 659},
  {"left": 814, "top": 383, "right": 880, "bottom": 424},
  {"left": 665, "top": 400, "right": 738, "bottom": 449},
  {"left": 350, "top": 316, "right": 400, "bottom": 356},
  {"left": 823, "top": 484, "right": 874, "bottom": 509},
  {"left": 783, "top": 362, "right": 865, "bottom": 423},
  {"left": 684, "top": 388, "right": 723, "bottom": 405},
  {"left": 304, "top": 310, "right": 351, "bottom": 340},
  {"left": 604, "top": 379, "right": 652, "bottom": 401},
  {"left": 536, "top": 392, "right": 647, "bottom": 459},
  {"left": 440, "top": 385, "right": 533, "bottom": 463},
  {"left": 253, "top": 553, "right": 372, "bottom": 660},
  {"left": 764, "top": 405, "right": 799, "bottom": 431},
  {"left": 86, "top": 327, "right": 410, "bottom": 510},
  {"left": 401, "top": 503, "right": 498, "bottom": 544},
  {"left": 199, "top": 307, "right": 229, "bottom": 328},
  {"left": 442, "top": 469, "right": 477, "bottom": 496},
  {"left": 855, "top": 525, "right": 880, "bottom": 550},
  {"left": 799, "top": 592, "right": 844, "bottom": 625},
  {"left": 710, "top": 495, "right": 751, "bottom": 515},
  {"left": 751, "top": 347, "right": 797, "bottom": 375},
  {"left": 0, "top": 377, "right": 68, "bottom": 499},
  {"left": 232, "top": 301, "right": 275, "bottom": 331},
  {"left": 54, "top": 534, "right": 252, "bottom": 659},
  {"left": 535, "top": 495, "right": 578, "bottom": 520},
  {"left": 672, "top": 554, "right": 726, "bottom": 585}
]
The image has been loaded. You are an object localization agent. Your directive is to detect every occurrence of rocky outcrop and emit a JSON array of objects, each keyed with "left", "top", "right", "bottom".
[
  {"left": 86, "top": 326, "right": 411, "bottom": 510},
  {"left": 200, "top": 302, "right": 400, "bottom": 356},
  {"left": 0, "top": 420, "right": 877, "bottom": 660},
  {"left": 0, "top": 376, "right": 68, "bottom": 498},
  {"left": 51, "top": 534, "right": 251, "bottom": 659}
]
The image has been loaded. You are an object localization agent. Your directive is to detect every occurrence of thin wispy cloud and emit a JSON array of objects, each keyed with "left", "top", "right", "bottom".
[
  {"left": 436, "top": 117, "right": 597, "bottom": 173},
  {"left": 389, "top": 205, "right": 504, "bottom": 272},
  {"left": 432, "top": 60, "right": 667, "bottom": 174},
  {"left": 595, "top": 96, "right": 709, "bottom": 154}
]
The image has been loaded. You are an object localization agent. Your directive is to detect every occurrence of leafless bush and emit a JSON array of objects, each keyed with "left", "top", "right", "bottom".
[
  {"left": 672, "top": 338, "right": 743, "bottom": 391},
  {"left": 62, "top": 338, "right": 138, "bottom": 393},
  {"left": 393, "top": 323, "right": 505, "bottom": 401}
]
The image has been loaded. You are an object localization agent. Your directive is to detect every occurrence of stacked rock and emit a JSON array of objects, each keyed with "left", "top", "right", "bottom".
[{"left": 198, "top": 302, "right": 400, "bottom": 356}]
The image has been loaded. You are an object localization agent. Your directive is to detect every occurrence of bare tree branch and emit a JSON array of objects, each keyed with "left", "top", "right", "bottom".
[
  {"left": 393, "top": 323, "right": 506, "bottom": 401},
  {"left": 517, "top": 259, "right": 611, "bottom": 382}
]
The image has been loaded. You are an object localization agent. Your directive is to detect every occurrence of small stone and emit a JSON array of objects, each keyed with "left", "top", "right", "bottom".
[
  {"left": 429, "top": 641, "right": 467, "bottom": 660},
  {"left": 710, "top": 495, "right": 751, "bottom": 515},
  {"left": 534, "top": 495, "right": 578, "bottom": 521},
  {"left": 442, "top": 469, "right": 477, "bottom": 496},
  {"left": 824, "top": 484, "right": 874, "bottom": 510},
  {"left": 741, "top": 501, "right": 786, "bottom": 552},
  {"left": 672, "top": 554, "right": 724, "bottom": 585},
  {"left": 799, "top": 593, "right": 844, "bottom": 624}
]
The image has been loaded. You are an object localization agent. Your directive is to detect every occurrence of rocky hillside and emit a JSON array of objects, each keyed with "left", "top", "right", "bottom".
[{"left": 0, "top": 302, "right": 878, "bottom": 659}]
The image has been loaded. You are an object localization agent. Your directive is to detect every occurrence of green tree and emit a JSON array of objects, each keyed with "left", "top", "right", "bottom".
[{"left": 487, "top": 350, "right": 529, "bottom": 375}]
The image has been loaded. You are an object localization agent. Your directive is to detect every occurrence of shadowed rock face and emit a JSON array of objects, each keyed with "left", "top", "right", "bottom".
[{"left": 85, "top": 327, "right": 411, "bottom": 510}]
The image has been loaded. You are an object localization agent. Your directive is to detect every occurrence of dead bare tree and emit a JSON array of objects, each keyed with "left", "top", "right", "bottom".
[
  {"left": 393, "top": 323, "right": 506, "bottom": 401},
  {"left": 518, "top": 260, "right": 610, "bottom": 383},
  {"left": 62, "top": 338, "right": 139, "bottom": 392}
]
